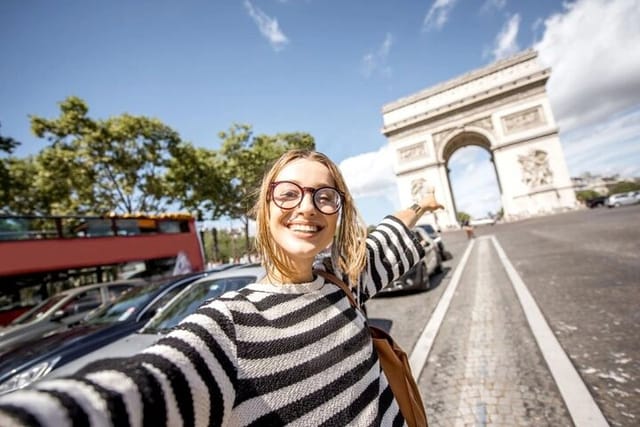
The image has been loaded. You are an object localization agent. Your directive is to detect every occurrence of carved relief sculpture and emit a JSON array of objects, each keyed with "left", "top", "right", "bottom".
[
  {"left": 518, "top": 149, "right": 554, "bottom": 188},
  {"left": 502, "top": 105, "right": 546, "bottom": 134},
  {"left": 411, "top": 178, "right": 430, "bottom": 202},
  {"left": 397, "top": 142, "right": 427, "bottom": 163}
]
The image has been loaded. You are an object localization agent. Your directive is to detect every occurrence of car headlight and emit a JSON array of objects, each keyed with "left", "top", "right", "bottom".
[{"left": 0, "top": 356, "right": 61, "bottom": 395}]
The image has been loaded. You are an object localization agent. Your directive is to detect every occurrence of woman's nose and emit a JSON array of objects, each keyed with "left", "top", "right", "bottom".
[{"left": 297, "top": 192, "right": 316, "bottom": 213}]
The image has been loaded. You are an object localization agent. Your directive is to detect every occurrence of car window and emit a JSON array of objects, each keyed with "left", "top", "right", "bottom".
[
  {"left": 140, "top": 285, "right": 188, "bottom": 321},
  {"left": 143, "top": 276, "right": 256, "bottom": 334},
  {"left": 10, "top": 294, "right": 68, "bottom": 324},
  {"left": 61, "top": 289, "right": 102, "bottom": 316},
  {"left": 106, "top": 284, "right": 136, "bottom": 301},
  {"left": 86, "top": 283, "right": 161, "bottom": 324}
]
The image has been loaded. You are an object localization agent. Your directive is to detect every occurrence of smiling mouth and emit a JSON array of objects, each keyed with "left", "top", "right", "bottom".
[{"left": 288, "top": 223, "right": 323, "bottom": 233}]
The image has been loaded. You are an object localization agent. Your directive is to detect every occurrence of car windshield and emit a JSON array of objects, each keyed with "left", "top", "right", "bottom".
[
  {"left": 142, "top": 275, "right": 256, "bottom": 334},
  {"left": 11, "top": 293, "right": 68, "bottom": 325},
  {"left": 84, "top": 281, "right": 165, "bottom": 325}
]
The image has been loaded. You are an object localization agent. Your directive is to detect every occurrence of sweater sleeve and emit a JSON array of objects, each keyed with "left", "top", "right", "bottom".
[
  {"left": 0, "top": 298, "right": 239, "bottom": 427},
  {"left": 360, "top": 215, "right": 425, "bottom": 301}
]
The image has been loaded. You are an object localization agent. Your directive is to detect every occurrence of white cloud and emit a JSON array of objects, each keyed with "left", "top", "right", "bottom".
[
  {"left": 481, "top": 0, "right": 507, "bottom": 13},
  {"left": 244, "top": 0, "right": 289, "bottom": 51},
  {"left": 561, "top": 108, "right": 640, "bottom": 177},
  {"left": 362, "top": 33, "right": 393, "bottom": 78},
  {"left": 536, "top": 0, "right": 640, "bottom": 132},
  {"left": 491, "top": 14, "right": 520, "bottom": 60},
  {"left": 423, "top": 0, "right": 458, "bottom": 31},
  {"left": 339, "top": 145, "right": 397, "bottom": 199}
]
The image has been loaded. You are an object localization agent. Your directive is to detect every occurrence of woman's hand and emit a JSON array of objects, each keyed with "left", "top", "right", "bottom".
[
  {"left": 393, "top": 186, "right": 444, "bottom": 229},
  {"left": 417, "top": 187, "right": 444, "bottom": 213}
]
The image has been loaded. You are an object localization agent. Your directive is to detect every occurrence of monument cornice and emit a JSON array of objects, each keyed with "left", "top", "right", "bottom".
[
  {"left": 382, "top": 70, "right": 549, "bottom": 137},
  {"left": 382, "top": 49, "right": 539, "bottom": 114},
  {"left": 491, "top": 128, "right": 559, "bottom": 152},
  {"left": 396, "top": 161, "right": 445, "bottom": 176}
]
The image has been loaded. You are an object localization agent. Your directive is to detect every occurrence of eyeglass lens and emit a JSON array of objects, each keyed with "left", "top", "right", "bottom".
[{"left": 272, "top": 181, "right": 342, "bottom": 214}]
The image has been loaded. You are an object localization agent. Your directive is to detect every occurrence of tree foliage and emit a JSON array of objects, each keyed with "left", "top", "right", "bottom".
[
  {"left": 575, "top": 189, "right": 601, "bottom": 202},
  {"left": 608, "top": 181, "right": 640, "bottom": 194},
  {"left": 5, "top": 98, "right": 319, "bottom": 263},
  {"left": 456, "top": 211, "right": 471, "bottom": 224},
  {"left": 30, "top": 96, "right": 184, "bottom": 214},
  {"left": 165, "top": 142, "right": 227, "bottom": 219},
  {"left": 0, "top": 123, "right": 22, "bottom": 209}
]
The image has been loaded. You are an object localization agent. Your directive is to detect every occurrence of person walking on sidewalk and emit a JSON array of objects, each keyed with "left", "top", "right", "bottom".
[{"left": 0, "top": 149, "right": 443, "bottom": 427}]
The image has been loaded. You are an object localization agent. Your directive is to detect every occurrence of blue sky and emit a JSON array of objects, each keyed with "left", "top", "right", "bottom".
[{"left": 2, "top": 0, "right": 639, "bottom": 226}]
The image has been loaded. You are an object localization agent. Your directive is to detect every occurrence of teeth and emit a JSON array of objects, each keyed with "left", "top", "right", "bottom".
[{"left": 289, "top": 224, "right": 319, "bottom": 233}]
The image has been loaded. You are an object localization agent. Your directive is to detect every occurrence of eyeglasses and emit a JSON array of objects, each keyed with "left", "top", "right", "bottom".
[{"left": 269, "top": 181, "right": 344, "bottom": 215}]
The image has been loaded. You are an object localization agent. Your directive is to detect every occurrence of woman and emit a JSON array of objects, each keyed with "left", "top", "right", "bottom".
[{"left": 0, "top": 149, "right": 442, "bottom": 426}]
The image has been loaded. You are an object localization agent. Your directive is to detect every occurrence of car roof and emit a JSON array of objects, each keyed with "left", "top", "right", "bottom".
[
  {"left": 190, "top": 265, "right": 265, "bottom": 284},
  {"left": 57, "top": 279, "right": 146, "bottom": 296}
]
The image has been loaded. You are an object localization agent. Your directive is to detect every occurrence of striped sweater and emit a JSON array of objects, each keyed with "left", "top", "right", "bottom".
[{"left": 0, "top": 216, "right": 425, "bottom": 427}]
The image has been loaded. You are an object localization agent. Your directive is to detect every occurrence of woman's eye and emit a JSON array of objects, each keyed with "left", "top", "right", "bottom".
[{"left": 279, "top": 191, "right": 300, "bottom": 199}]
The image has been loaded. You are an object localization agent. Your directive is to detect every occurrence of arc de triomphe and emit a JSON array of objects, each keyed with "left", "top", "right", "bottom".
[{"left": 382, "top": 50, "right": 577, "bottom": 230}]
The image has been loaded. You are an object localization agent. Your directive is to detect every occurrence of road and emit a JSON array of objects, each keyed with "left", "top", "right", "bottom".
[{"left": 366, "top": 204, "right": 640, "bottom": 426}]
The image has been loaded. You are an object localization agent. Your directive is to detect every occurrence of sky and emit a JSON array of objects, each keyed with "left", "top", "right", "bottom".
[{"left": 1, "top": 0, "right": 639, "bottom": 226}]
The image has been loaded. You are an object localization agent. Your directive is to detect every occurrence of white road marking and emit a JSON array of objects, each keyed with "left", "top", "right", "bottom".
[{"left": 490, "top": 235, "right": 609, "bottom": 427}]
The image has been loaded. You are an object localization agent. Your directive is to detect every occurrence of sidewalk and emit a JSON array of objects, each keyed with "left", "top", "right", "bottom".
[{"left": 414, "top": 236, "right": 605, "bottom": 427}]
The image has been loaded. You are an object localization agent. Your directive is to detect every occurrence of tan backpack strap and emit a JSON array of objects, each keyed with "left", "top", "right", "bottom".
[{"left": 315, "top": 270, "right": 358, "bottom": 308}]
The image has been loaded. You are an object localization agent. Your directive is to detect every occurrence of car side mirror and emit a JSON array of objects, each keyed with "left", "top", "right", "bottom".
[{"left": 51, "top": 309, "right": 67, "bottom": 322}]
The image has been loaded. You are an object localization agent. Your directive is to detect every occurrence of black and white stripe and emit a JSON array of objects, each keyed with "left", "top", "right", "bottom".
[{"left": 0, "top": 217, "right": 422, "bottom": 427}]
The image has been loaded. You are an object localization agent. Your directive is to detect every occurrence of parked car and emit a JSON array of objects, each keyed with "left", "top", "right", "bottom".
[
  {"left": 377, "top": 228, "right": 442, "bottom": 295},
  {"left": 585, "top": 195, "right": 607, "bottom": 208},
  {"left": 44, "top": 265, "right": 266, "bottom": 380},
  {"left": 415, "top": 223, "right": 447, "bottom": 259},
  {"left": 0, "top": 280, "right": 145, "bottom": 354},
  {"left": 0, "top": 272, "right": 208, "bottom": 395},
  {"left": 607, "top": 191, "right": 640, "bottom": 208},
  {"left": 606, "top": 191, "right": 639, "bottom": 208}
]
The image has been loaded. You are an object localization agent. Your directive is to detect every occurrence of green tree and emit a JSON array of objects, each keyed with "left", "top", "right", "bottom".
[
  {"left": 608, "top": 181, "right": 640, "bottom": 194},
  {"left": 165, "top": 143, "right": 228, "bottom": 219},
  {"left": 575, "top": 189, "right": 600, "bottom": 202},
  {"left": 217, "top": 124, "right": 315, "bottom": 256},
  {"left": 456, "top": 211, "right": 471, "bottom": 224},
  {"left": 30, "top": 96, "right": 184, "bottom": 214},
  {"left": 0, "top": 123, "right": 21, "bottom": 208}
]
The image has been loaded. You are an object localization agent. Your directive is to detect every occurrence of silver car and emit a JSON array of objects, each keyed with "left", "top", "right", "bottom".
[
  {"left": 0, "top": 280, "right": 144, "bottom": 354},
  {"left": 378, "top": 227, "right": 443, "bottom": 294},
  {"left": 47, "top": 265, "right": 265, "bottom": 379},
  {"left": 606, "top": 191, "right": 639, "bottom": 208}
]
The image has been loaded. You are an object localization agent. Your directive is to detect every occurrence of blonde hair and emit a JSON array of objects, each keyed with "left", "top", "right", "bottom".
[{"left": 252, "top": 149, "right": 367, "bottom": 286}]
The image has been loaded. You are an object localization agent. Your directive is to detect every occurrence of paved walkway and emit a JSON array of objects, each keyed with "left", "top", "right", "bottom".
[{"left": 413, "top": 236, "right": 608, "bottom": 427}]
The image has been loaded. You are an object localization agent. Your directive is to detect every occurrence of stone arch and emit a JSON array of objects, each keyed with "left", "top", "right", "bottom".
[
  {"left": 439, "top": 127, "right": 493, "bottom": 163},
  {"left": 382, "top": 50, "right": 577, "bottom": 230}
]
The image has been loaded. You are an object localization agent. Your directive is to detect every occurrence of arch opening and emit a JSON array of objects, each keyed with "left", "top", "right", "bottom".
[{"left": 444, "top": 133, "right": 502, "bottom": 224}]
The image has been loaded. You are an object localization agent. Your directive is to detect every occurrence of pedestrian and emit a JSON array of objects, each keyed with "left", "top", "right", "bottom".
[
  {"left": 0, "top": 149, "right": 443, "bottom": 427},
  {"left": 462, "top": 219, "right": 475, "bottom": 239}
]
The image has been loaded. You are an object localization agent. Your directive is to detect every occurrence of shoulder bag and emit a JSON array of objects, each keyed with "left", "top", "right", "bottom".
[{"left": 315, "top": 270, "right": 428, "bottom": 427}]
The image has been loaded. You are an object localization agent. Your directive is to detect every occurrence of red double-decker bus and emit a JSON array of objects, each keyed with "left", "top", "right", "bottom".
[{"left": 0, "top": 213, "right": 205, "bottom": 324}]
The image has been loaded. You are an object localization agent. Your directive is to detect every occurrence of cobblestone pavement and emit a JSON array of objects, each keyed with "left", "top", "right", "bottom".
[{"left": 419, "top": 237, "right": 573, "bottom": 426}]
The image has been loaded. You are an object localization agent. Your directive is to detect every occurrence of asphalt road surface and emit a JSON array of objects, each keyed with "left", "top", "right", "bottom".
[{"left": 367, "top": 204, "right": 640, "bottom": 427}]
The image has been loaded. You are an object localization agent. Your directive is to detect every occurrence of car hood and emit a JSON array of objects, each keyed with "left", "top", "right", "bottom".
[
  {"left": 0, "top": 321, "right": 63, "bottom": 354},
  {"left": 46, "top": 333, "right": 160, "bottom": 379},
  {"left": 0, "top": 323, "right": 109, "bottom": 376}
]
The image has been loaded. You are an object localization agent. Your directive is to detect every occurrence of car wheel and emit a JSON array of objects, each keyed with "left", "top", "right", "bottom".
[
  {"left": 434, "top": 252, "right": 443, "bottom": 275},
  {"left": 417, "top": 262, "right": 430, "bottom": 290}
]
